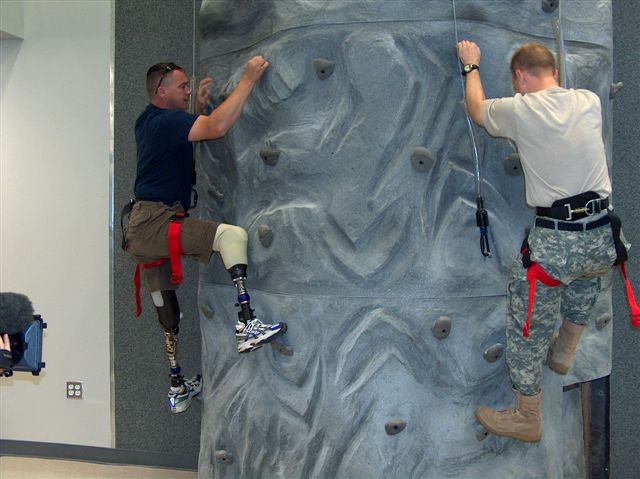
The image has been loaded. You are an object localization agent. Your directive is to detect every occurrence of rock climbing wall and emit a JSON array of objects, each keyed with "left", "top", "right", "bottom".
[{"left": 195, "top": 1, "right": 613, "bottom": 477}]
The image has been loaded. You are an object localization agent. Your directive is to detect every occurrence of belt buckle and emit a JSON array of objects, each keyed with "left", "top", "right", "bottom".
[
  {"left": 584, "top": 198, "right": 600, "bottom": 216},
  {"left": 563, "top": 203, "right": 575, "bottom": 220},
  {"left": 564, "top": 199, "right": 600, "bottom": 220}
]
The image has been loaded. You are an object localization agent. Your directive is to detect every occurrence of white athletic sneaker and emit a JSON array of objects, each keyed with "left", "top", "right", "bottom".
[
  {"left": 236, "top": 319, "right": 287, "bottom": 353},
  {"left": 167, "top": 374, "right": 202, "bottom": 413}
]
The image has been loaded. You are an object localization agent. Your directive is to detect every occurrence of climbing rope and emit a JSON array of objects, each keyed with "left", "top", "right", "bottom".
[
  {"left": 452, "top": 0, "right": 491, "bottom": 257},
  {"left": 551, "top": 0, "right": 567, "bottom": 88}
]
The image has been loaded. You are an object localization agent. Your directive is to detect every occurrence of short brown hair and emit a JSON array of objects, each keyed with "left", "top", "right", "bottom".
[
  {"left": 510, "top": 43, "right": 556, "bottom": 77},
  {"left": 145, "top": 62, "right": 184, "bottom": 99}
]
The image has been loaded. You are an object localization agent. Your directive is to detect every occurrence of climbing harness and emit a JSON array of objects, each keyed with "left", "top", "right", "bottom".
[
  {"left": 452, "top": 0, "right": 491, "bottom": 257},
  {"left": 520, "top": 192, "right": 639, "bottom": 338},
  {"left": 121, "top": 201, "right": 186, "bottom": 316}
]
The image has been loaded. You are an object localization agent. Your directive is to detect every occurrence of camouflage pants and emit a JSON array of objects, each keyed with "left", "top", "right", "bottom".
[{"left": 506, "top": 215, "right": 618, "bottom": 396}]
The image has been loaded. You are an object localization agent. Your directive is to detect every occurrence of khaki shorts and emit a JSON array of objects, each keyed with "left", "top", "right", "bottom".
[{"left": 124, "top": 201, "right": 220, "bottom": 292}]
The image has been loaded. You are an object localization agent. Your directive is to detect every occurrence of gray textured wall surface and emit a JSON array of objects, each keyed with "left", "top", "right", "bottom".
[
  {"left": 194, "top": 1, "right": 622, "bottom": 478},
  {"left": 611, "top": 0, "right": 640, "bottom": 478}
]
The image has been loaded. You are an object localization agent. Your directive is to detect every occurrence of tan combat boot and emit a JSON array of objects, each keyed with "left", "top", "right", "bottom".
[
  {"left": 547, "top": 320, "right": 585, "bottom": 375},
  {"left": 475, "top": 388, "right": 542, "bottom": 442}
]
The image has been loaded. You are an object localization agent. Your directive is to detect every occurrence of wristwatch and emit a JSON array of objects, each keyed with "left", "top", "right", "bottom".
[{"left": 462, "top": 63, "right": 479, "bottom": 76}]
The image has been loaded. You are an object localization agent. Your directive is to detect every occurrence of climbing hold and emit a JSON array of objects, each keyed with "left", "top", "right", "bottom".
[
  {"left": 207, "top": 185, "right": 224, "bottom": 199},
  {"left": 271, "top": 339, "right": 294, "bottom": 356},
  {"left": 609, "top": 82, "right": 623, "bottom": 99},
  {"left": 200, "top": 305, "right": 214, "bottom": 319},
  {"left": 410, "top": 147, "right": 435, "bottom": 172},
  {"left": 385, "top": 419, "right": 407, "bottom": 436},
  {"left": 431, "top": 316, "right": 452, "bottom": 340},
  {"left": 476, "top": 425, "right": 490, "bottom": 441},
  {"left": 483, "top": 343, "right": 504, "bottom": 363},
  {"left": 596, "top": 313, "right": 612, "bottom": 330},
  {"left": 260, "top": 145, "right": 280, "bottom": 166},
  {"left": 542, "top": 0, "right": 558, "bottom": 13},
  {"left": 258, "top": 224, "right": 274, "bottom": 248},
  {"left": 214, "top": 450, "right": 233, "bottom": 464},
  {"left": 313, "top": 58, "right": 334, "bottom": 80},
  {"left": 503, "top": 153, "right": 522, "bottom": 176}
]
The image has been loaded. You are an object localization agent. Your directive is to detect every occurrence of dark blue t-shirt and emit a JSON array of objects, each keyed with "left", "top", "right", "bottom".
[{"left": 134, "top": 104, "right": 199, "bottom": 209}]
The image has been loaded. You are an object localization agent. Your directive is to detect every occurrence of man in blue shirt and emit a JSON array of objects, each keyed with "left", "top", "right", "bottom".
[{"left": 124, "top": 56, "right": 287, "bottom": 413}]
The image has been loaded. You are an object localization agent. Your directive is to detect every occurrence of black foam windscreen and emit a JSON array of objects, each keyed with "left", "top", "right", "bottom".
[{"left": 0, "top": 292, "right": 34, "bottom": 334}]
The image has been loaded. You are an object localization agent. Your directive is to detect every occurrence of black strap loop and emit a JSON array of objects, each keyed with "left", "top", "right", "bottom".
[
  {"left": 120, "top": 199, "right": 136, "bottom": 251},
  {"left": 608, "top": 209, "right": 628, "bottom": 265}
]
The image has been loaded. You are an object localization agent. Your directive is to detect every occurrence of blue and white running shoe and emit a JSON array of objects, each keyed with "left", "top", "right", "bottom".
[
  {"left": 167, "top": 374, "right": 202, "bottom": 413},
  {"left": 236, "top": 319, "right": 287, "bottom": 353}
]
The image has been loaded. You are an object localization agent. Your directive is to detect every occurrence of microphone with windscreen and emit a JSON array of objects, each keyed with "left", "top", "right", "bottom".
[{"left": 0, "top": 292, "right": 46, "bottom": 377}]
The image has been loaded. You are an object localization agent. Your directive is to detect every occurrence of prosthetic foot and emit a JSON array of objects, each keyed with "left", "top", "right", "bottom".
[
  {"left": 228, "top": 264, "right": 287, "bottom": 353},
  {"left": 235, "top": 319, "right": 287, "bottom": 353},
  {"left": 168, "top": 374, "right": 202, "bottom": 414}
]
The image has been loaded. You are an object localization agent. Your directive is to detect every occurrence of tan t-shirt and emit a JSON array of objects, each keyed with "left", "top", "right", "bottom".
[{"left": 483, "top": 86, "right": 611, "bottom": 207}]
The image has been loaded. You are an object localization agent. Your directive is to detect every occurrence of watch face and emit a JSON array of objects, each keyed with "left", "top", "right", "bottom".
[{"left": 464, "top": 65, "right": 472, "bottom": 73}]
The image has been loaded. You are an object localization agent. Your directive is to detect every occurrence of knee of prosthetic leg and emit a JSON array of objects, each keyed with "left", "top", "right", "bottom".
[{"left": 151, "top": 290, "right": 182, "bottom": 335}]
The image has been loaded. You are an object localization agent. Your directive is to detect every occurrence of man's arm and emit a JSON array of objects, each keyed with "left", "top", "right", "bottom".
[
  {"left": 188, "top": 55, "right": 270, "bottom": 142},
  {"left": 457, "top": 40, "right": 489, "bottom": 127}
]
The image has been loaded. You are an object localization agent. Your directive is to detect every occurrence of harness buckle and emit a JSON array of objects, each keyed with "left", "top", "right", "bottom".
[{"left": 563, "top": 198, "right": 601, "bottom": 220}]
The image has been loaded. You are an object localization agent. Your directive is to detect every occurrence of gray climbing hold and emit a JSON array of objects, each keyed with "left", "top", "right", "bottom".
[
  {"left": 260, "top": 145, "right": 280, "bottom": 166},
  {"left": 476, "top": 425, "right": 490, "bottom": 441},
  {"left": 410, "top": 147, "right": 435, "bottom": 172},
  {"left": 207, "top": 185, "right": 224, "bottom": 199},
  {"left": 483, "top": 343, "right": 504, "bottom": 363},
  {"left": 596, "top": 313, "right": 612, "bottom": 330},
  {"left": 609, "top": 81, "right": 623, "bottom": 99},
  {"left": 431, "top": 316, "right": 452, "bottom": 340},
  {"left": 542, "top": 0, "right": 559, "bottom": 13},
  {"left": 258, "top": 224, "right": 274, "bottom": 248},
  {"left": 200, "top": 306, "right": 214, "bottom": 319},
  {"left": 313, "top": 58, "right": 334, "bottom": 80},
  {"left": 214, "top": 450, "right": 233, "bottom": 464},
  {"left": 385, "top": 419, "right": 407, "bottom": 436},
  {"left": 271, "top": 339, "right": 294, "bottom": 356},
  {"left": 503, "top": 153, "right": 522, "bottom": 176}
]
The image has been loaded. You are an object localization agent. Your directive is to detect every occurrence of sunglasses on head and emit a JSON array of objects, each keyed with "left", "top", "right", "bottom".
[{"left": 155, "top": 63, "right": 178, "bottom": 94}]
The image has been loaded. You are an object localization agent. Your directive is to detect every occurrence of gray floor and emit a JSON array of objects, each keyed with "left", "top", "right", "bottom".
[{"left": 0, "top": 456, "right": 196, "bottom": 479}]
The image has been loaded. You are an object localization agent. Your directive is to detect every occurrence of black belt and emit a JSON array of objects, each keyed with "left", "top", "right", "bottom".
[
  {"left": 536, "top": 196, "right": 609, "bottom": 221},
  {"left": 535, "top": 214, "right": 610, "bottom": 232}
]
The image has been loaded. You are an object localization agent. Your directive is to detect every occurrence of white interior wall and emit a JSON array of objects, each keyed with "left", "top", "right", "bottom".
[
  {"left": 0, "top": 0, "right": 112, "bottom": 447},
  {"left": 0, "top": 0, "right": 24, "bottom": 39}
]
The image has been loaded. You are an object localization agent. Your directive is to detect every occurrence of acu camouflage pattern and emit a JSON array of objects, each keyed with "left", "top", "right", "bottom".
[{"left": 506, "top": 214, "right": 618, "bottom": 396}]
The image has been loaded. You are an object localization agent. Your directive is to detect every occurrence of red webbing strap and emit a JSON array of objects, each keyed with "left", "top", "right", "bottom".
[
  {"left": 134, "top": 264, "right": 141, "bottom": 317},
  {"left": 524, "top": 262, "right": 561, "bottom": 338},
  {"left": 619, "top": 262, "right": 640, "bottom": 327},
  {"left": 132, "top": 212, "right": 185, "bottom": 317},
  {"left": 168, "top": 215, "right": 184, "bottom": 285},
  {"left": 134, "top": 259, "right": 169, "bottom": 317}
]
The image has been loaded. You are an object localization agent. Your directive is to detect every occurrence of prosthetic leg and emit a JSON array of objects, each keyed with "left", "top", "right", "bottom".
[
  {"left": 228, "top": 264, "right": 287, "bottom": 353},
  {"left": 213, "top": 224, "right": 287, "bottom": 353},
  {"left": 151, "top": 290, "right": 202, "bottom": 413}
]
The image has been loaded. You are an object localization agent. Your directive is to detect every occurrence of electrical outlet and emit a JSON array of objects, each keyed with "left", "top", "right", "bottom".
[{"left": 66, "top": 381, "right": 83, "bottom": 399}]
